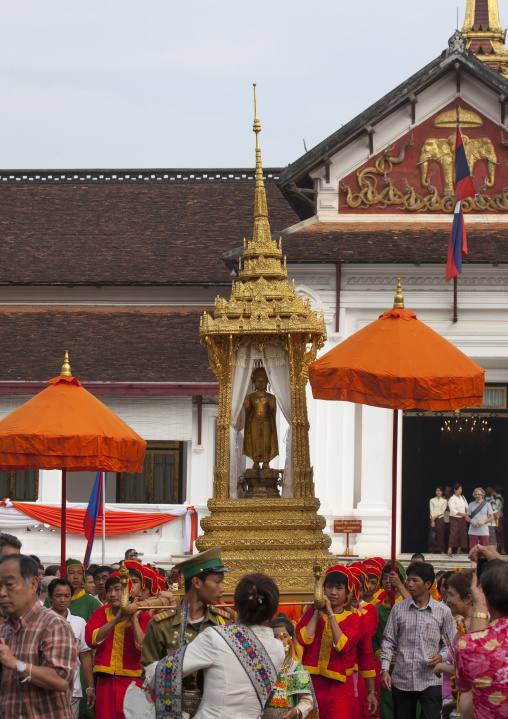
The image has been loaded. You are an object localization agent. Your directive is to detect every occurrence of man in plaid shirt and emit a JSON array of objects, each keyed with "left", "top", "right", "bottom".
[
  {"left": 380, "top": 561, "right": 455, "bottom": 719},
  {"left": 0, "top": 553, "right": 78, "bottom": 718}
]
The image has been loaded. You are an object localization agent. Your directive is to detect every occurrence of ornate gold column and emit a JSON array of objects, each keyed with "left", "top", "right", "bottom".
[{"left": 197, "top": 86, "right": 334, "bottom": 594}]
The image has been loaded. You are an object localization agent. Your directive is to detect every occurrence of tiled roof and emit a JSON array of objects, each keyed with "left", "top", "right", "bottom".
[
  {"left": 0, "top": 307, "right": 214, "bottom": 383},
  {"left": 0, "top": 170, "right": 298, "bottom": 287},
  {"left": 222, "top": 222, "right": 508, "bottom": 267}
]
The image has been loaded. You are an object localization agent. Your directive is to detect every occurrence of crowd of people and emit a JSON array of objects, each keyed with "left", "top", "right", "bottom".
[
  {"left": 0, "top": 531, "right": 507, "bottom": 719},
  {"left": 429, "top": 484, "right": 505, "bottom": 556}
]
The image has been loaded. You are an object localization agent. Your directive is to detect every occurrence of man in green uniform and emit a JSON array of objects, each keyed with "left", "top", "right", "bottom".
[{"left": 141, "top": 546, "right": 232, "bottom": 673}]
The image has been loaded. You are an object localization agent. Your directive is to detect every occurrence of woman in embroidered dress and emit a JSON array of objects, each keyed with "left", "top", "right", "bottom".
[
  {"left": 148, "top": 572, "right": 285, "bottom": 719},
  {"left": 268, "top": 615, "right": 317, "bottom": 719}
]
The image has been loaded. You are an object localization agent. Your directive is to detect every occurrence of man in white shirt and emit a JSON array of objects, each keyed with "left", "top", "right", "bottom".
[{"left": 48, "top": 578, "right": 95, "bottom": 719}]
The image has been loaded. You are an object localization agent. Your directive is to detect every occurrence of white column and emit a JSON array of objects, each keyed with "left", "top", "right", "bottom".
[
  {"left": 353, "top": 405, "right": 393, "bottom": 556},
  {"left": 38, "top": 469, "right": 62, "bottom": 503}
]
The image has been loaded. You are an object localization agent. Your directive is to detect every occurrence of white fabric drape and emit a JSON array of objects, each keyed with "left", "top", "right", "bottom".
[
  {"left": 0, "top": 500, "right": 196, "bottom": 552},
  {"left": 263, "top": 356, "right": 293, "bottom": 498},
  {"left": 229, "top": 345, "right": 292, "bottom": 498}
]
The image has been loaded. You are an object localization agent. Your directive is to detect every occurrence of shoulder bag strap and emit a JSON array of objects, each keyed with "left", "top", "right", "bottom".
[
  {"left": 212, "top": 624, "right": 278, "bottom": 709},
  {"left": 470, "top": 499, "right": 487, "bottom": 520}
]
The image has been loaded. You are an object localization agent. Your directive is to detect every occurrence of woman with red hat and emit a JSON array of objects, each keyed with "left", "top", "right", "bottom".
[{"left": 296, "top": 565, "right": 361, "bottom": 718}]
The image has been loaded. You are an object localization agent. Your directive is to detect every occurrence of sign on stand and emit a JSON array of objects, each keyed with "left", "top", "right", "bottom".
[{"left": 334, "top": 519, "right": 362, "bottom": 557}]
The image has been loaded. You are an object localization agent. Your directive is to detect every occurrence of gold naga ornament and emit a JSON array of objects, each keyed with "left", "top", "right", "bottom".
[
  {"left": 341, "top": 105, "right": 508, "bottom": 212},
  {"left": 197, "top": 85, "right": 335, "bottom": 594}
]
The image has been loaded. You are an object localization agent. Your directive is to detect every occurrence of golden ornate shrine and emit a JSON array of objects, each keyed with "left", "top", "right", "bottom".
[{"left": 196, "top": 87, "right": 335, "bottom": 593}]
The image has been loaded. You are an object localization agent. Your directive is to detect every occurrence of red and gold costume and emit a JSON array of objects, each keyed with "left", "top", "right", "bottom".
[
  {"left": 85, "top": 604, "right": 151, "bottom": 719},
  {"left": 346, "top": 570, "right": 378, "bottom": 719},
  {"left": 296, "top": 565, "right": 361, "bottom": 718}
]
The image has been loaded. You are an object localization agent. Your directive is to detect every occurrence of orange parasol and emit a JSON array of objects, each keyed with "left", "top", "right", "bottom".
[
  {"left": 309, "top": 280, "right": 485, "bottom": 602},
  {"left": 0, "top": 353, "right": 146, "bottom": 574}
]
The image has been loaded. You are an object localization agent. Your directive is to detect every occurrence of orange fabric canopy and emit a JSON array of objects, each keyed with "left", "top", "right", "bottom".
[
  {"left": 0, "top": 376, "right": 146, "bottom": 472},
  {"left": 309, "top": 308, "right": 485, "bottom": 411}
]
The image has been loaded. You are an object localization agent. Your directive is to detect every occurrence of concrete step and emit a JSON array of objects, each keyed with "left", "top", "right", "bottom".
[{"left": 398, "top": 553, "right": 473, "bottom": 571}]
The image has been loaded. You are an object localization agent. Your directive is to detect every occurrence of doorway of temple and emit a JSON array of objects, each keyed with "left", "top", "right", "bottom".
[{"left": 401, "top": 387, "right": 508, "bottom": 554}]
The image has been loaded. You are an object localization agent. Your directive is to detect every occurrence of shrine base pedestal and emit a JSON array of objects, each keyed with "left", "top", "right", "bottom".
[{"left": 196, "top": 497, "right": 335, "bottom": 597}]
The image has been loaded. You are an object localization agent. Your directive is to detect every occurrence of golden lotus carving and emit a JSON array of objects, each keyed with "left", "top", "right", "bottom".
[{"left": 433, "top": 106, "right": 483, "bottom": 128}]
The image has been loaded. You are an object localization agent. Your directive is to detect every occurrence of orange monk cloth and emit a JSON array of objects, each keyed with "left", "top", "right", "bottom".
[
  {"left": 309, "top": 308, "right": 485, "bottom": 411},
  {"left": 0, "top": 376, "right": 146, "bottom": 472}
]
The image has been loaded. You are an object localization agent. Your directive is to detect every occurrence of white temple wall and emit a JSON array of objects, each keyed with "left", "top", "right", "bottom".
[{"left": 289, "top": 262, "right": 508, "bottom": 557}]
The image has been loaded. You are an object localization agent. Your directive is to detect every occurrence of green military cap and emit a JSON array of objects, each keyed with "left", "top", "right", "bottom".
[{"left": 175, "top": 546, "right": 228, "bottom": 582}]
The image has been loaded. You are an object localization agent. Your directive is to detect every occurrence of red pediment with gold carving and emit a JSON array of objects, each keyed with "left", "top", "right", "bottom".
[{"left": 340, "top": 101, "right": 508, "bottom": 214}]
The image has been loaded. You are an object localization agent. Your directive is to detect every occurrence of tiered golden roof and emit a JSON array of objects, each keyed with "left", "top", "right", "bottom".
[
  {"left": 200, "top": 85, "right": 326, "bottom": 342},
  {"left": 462, "top": 0, "right": 508, "bottom": 77}
]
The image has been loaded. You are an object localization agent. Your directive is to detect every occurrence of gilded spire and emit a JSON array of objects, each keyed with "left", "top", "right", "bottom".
[
  {"left": 252, "top": 83, "right": 269, "bottom": 239},
  {"left": 61, "top": 350, "right": 72, "bottom": 377},
  {"left": 393, "top": 279, "right": 405, "bottom": 309},
  {"left": 237, "top": 84, "right": 286, "bottom": 283},
  {"left": 462, "top": 0, "right": 508, "bottom": 77},
  {"left": 199, "top": 86, "right": 326, "bottom": 344}
]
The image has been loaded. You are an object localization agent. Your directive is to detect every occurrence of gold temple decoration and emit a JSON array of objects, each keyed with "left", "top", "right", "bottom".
[
  {"left": 418, "top": 132, "right": 497, "bottom": 197},
  {"left": 341, "top": 133, "right": 507, "bottom": 212},
  {"left": 197, "top": 85, "right": 333, "bottom": 593},
  {"left": 61, "top": 350, "right": 72, "bottom": 377},
  {"left": 462, "top": 0, "right": 508, "bottom": 78},
  {"left": 393, "top": 279, "right": 404, "bottom": 309},
  {"left": 434, "top": 106, "right": 483, "bottom": 128}
]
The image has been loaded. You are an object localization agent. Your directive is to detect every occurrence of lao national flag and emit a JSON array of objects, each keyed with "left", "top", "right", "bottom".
[
  {"left": 83, "top": 471, "right": 104, "bottom": 569},
  {"left": 446, "top": 129, "right": 476, "bottom": 282}
]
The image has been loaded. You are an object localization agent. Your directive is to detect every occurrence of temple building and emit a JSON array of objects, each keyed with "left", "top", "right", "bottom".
[{"left": 1, "top": 0, "right": 508, "bottom": 563}]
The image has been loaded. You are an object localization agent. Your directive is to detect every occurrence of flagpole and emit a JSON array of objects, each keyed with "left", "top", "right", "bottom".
[
  {"left": 102, "top": 472, "right": 106, "bottom": 564},
  {"left": 454, "top": 103, "right": 460, "bottom": 324}
]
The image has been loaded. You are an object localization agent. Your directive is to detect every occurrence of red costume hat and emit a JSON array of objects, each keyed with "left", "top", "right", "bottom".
[
  {"left": 141, "top": 565, "right": 159, "bottom": 596},
  {"left": 348, "top": 571, "right": 361, "bottom": 600},
  {"left": 123, "top": 559, "right": 145, "bottom": 587},
  {"left": 363, "top": 558, "right": 384, "bottom": 579},
  {"left": 154, "top": 570, "right": 166, "bottom": 592},
  {"left": 103, "top": 571, "right": 132, "bottom": 601},
  {"left": 349, "top": 564, "right": 369, "bottom": 594},
  {"left": 325, "top": 564, "right": 354, "bottom": 593}
]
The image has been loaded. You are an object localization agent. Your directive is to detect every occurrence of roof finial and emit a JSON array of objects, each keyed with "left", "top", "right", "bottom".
[
  {"left": 251, "top": 83, "right": 269, "bottom": 236},
  {"left": 61, "top": 350, "right": 72, "bottom": 377},
  {"left": 393, "top": 278, "right": 405, "bottom": 309},
  {"left": 253, "top": 83, "right": 261, "bottom": 145}
]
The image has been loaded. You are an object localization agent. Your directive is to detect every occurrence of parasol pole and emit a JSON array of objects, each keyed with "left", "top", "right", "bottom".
[
  {"left": 102, "top": 472, "right": 106, "bottom": 564},
  {"left": 390, "top": 410, "right": 398, "bottom": 607},
  {"left": 61, "top": 468, "right": 67, "bottom": 579},
  {"left": 391, "top": 279, "right": 404, "bottom": 607},
  {"left": 60, "top": 351, "right": 72, "bottom": 578}
]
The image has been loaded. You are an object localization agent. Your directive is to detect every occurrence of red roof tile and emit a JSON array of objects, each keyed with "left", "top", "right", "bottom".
[
  {"left": 0, "top": 307, "right": 214, "bottom": 382},
  {"left": 278, "top": 221, "right": 508, "bottom": 264},
  {"left": 0, "top": 170, "right": 298, "bottom": 287}
]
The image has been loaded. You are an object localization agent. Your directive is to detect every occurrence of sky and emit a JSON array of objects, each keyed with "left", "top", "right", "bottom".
[{"left": 0, "top": 1, "right": 489, "bottom": 169}]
